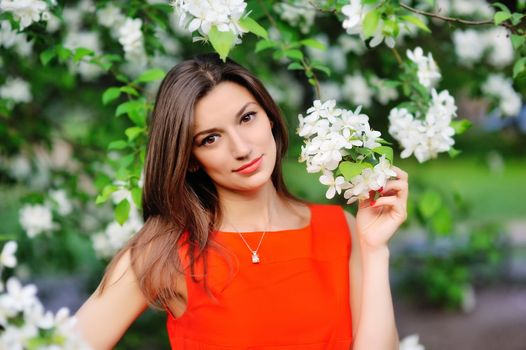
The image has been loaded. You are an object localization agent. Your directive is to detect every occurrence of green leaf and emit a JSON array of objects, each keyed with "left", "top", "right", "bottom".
[
  {"left": 134, "top": 68, "right": 166, "bottom": 83},
  {"left": 208, "top": 26, "right": 236, "bottom": 61},
  {"left": 238, "top": 16, "right": 268, "bottom": 39},
  {"left": 448, "top": 147, "right": 461, "bottom": 158},
  {"left": 96, "top": 185, "right": 118, "bottom": 205},
  {"left": 450, "top": 119, "right": 472, "bottom": 135},
  {"left": 73, "top": 48, "right": 94, "bottom": 63},
  {"left": 131, "top": 187, "right": 142, "bottom": 208},
  {"left": 401, "top": 15, "right": 431, "bottom": 33},
  {"left": 57, "top": 46, "right": 72, "bottom": 62},
  {"left": 116, "top": 100, "right": 145, "bottom": 117},
  {"left": 120, "top": 86, "right": 139, "bottom": 96},
  {"left": 115, "top": 199, "right": 131, "bottom": 225},
  {"left": 312, "top": 64, "right": 331, "bottom": 77},
  {"left": 300, "top": 38, "right": 326, "bottom": 50},
  {"left": 119, "top": 154, "right": 135, "bottom": 168},
  {"left": 339, "top": 161, "right": 373, "bottom": 180},
  {"left": 418, "top": 190, "right": 442, "bottom": 219},
  {"left": 40, "top": 48, "right": 56, "bottom": 66},
  {"left": 494, "top": 11, "right": 511, "bottom": 25},
  {"left": 283, "top": 49, "right": 304, "bottom": 60},
  {"left": 102, "top": 87, "right": 121, "bottom": 105},
  {"left": 287, "top": 62, "right": 304, "bottom": 70},
  {"left": 372, "top": 146, "right": 394, "bottom": 163},
  {"left": 513, "top": 57, "right": 526, "bottom": 78},
  {"left": 255, "top": 39, "right": 276, "bottom": 53},
  {"left": 491, "top": 2, "right": 510, "bottom": 13},
  {"left": 432, "top": 206, "right": 453, "bottom": 235},
  {"left": 125, "top": 126, "right": 144, "bottom": 141},
  {"left": 128, "top": 109, "right": 147, "bottom": 127},
  {"left": 362, "top": 9, "right": 380, "bottom": 39},
  {"left": 511, "top": 34, "right": 526, "bottom": 49},
  {"left": 511, "top": 13, "right": 524, "bottom": 25},
  {"left": 108, "top": 140, "right": 128, "bottom": 150}
]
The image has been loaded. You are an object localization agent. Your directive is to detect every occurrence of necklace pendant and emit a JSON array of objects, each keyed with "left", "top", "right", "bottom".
[{"left": 251, "top": 252, "right": 260, "bottom": 264}]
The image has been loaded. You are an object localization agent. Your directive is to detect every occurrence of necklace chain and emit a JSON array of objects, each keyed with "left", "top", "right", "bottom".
[{"left": 228, "top": 219, "right": 269, "bottom": 264}]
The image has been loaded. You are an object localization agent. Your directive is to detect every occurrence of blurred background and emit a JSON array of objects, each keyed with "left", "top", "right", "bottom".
[{"left": 0, "top": 0, "right": 525, "bottom": 349}]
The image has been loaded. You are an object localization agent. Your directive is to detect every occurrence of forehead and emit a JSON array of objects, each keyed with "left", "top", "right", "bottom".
[{"left": 193, "top": 81, "right": 256, "bottom": 130}]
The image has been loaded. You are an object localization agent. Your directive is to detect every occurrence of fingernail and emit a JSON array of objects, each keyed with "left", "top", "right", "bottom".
[
  {"left": 370, "top": 200, "right": 376, "bottom": 207},
  {"left": 378, "top": 187, "right": 383, "bottom": 193}
]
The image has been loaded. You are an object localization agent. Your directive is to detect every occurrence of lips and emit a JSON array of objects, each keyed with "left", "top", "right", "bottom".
[{"left": 233, "top": 155, "right": 263, "bottom": 173}]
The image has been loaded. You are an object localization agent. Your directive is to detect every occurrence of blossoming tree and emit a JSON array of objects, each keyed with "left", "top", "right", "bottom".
[{"left": 0, "top": 0, "right": 524, "bottom": 347}]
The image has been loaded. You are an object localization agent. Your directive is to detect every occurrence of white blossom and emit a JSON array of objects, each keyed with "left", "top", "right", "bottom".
[
  {"left": 484, "top": 27, "right": 514, "bottom": 68},
  {"left": 406, "top": 47, "right": 441, "bottom": 90},
  {"left": 172, "top": 0, "right": 248, "bottom": 40},
  {"left": 0, "top": 0, "right": 49, "bottom": 30},
  {"left": 19, "top": 203, "right": 55, "bottom": 238},
  {"left": 482, "top": 74, "right": 522, "bottom": 117},
  {"left": 319, "top": 171, "right": 350, "bottom": 199},
  {"left": 341, "top": 1, "right": 396, "bottom": 48},
  {"left": 118, "top": 18, "right": 147, "bottom": 67},
  {"left": 298, "top": 99, "right": 394, "bottom": 203},
  {"left": 370, "top": 76, "right": 398, "bottom": 105},
  {"left": 0, "top": 77, "right": 32, "bottom": 103},
  {"left": 274, "top": 0, "right": 315, "bottom": 34},
  {"left": 97, "top": 3, "right": 126, "bottom": 29},
  {"left": 0, "top": 241, "right": 17, "bottom": 269},
  {"left": 389, "top": 89, "right": 458, "bottom": 163},
  {"left": 452, "top": 29, "right": 485, "bottom": 66},
  {"left": 0, "top": 278, "right": 38, "bottom": 313},
  {"left": 343, "top": 73, "right": 373, "bottom": 108},
  {"left": 400, "top": 334, "right": 425, "bottom": 350},
  {"left": 49, "top": 189, "right": 73, "bottom": 216}
]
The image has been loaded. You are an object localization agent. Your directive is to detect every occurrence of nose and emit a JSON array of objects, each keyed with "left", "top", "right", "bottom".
[{"left": 228, "top": 127, "right": 251, "bottom": 160}]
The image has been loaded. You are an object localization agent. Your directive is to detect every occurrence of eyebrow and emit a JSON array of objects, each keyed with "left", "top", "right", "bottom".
[{"left": 192, "top": 101, "right": 257, "bottom": 141}]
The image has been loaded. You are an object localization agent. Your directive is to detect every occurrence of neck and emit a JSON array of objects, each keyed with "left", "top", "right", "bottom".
[{"left": 217, "top": 181, "right": 284, "bottom": 232}]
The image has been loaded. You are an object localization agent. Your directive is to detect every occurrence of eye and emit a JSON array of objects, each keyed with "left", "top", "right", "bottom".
[
  {"left": 240, "top": 112, "right": 256, "bottom": 123},
  {"left": 200, "top": 134, "right": 219, "bottom": 146}
]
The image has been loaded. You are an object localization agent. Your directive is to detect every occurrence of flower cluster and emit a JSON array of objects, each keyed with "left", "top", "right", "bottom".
[
  {"left": 389, "top": 89, "right": 457, "bottom": 163},
  {"left": 298, "top": 100, "right": 396, "bottom": 203},
  {"left": 0, "top": 241, "right": 91, "bottom": 349},
  {"left": 453, "top": 27, "right": 514, "bottom": 68},
  {"left": 406, "top": 47, "right": 441, "bottom": 90},
  {"left": 91, "top": 188, "right": 143, "bottom": 258},
  {"left": 0, "top": 0, "right": 52, "bottom": 30},
  {"left": 0, "top": 20, "right": 33, "bottom": 57},
  {"left": 0, "top": 77, "right": 32, "bottom": 104},
  {"left": 96, "top": 4, "right": 147, "bottom": 69},
  {"left": 481, "top": 74, "right": 522, "bottom": 117},
  {"left": 274, "top": 0, "right": 316, "bottom": 34},
  {"left": 341, "top": 0, "right": 395, "bottom": 48},
  {"left": 172, "top": 0, "right": 247, "bottom": 39},
  {"left": 18, "top": 189, "right": 74, "bottom": 238}
]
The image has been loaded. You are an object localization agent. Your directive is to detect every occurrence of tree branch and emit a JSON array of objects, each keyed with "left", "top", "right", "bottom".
[{"left": 399, "top": 3, "right": 512, "bottom": 29}]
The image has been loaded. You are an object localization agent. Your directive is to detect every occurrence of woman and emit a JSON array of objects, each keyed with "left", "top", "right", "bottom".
[{"left": 75, "top": 53, "right": 407, "bottom": 349}]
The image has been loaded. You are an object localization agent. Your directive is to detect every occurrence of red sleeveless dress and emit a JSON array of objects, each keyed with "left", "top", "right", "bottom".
[{"left": 166, "top": 204, "right": 352, "bottom": 349}]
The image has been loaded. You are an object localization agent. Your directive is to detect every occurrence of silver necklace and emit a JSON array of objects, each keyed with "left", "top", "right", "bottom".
[{"left": 228, "top": 220, "right": 269, "bottom": 264}]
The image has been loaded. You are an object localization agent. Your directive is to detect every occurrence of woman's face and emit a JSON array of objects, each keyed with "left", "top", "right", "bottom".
[{"left": 191, "top": 81, "right": 277, "bottom": 194}]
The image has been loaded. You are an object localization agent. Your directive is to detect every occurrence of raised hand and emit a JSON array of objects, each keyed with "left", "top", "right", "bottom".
[{"left": 355, "top": 166, "right": 409, "bottom": 252}]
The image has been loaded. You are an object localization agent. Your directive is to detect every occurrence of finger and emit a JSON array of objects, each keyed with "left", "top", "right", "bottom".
[
  {"left": 390, "top": 166, "right": 408, "bottom": 181},
  {"left": 380, "top": 179, "right": 408, "bottom": 201},
  {"left": 370, "top": 196, "right": 407, "bottom": 220}
]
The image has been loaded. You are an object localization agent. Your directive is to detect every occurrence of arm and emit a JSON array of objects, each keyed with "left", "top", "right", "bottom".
[
  {"left": 74, "top": 249, "right": 148, "bottom": 350},
  {"left": 346, "top": 166, "right": 409, "bottom": 350}
]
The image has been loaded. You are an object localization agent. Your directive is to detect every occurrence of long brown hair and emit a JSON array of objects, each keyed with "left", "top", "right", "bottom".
[{"left": 99, "top": 53, "right": 296, "bottom": 309}]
